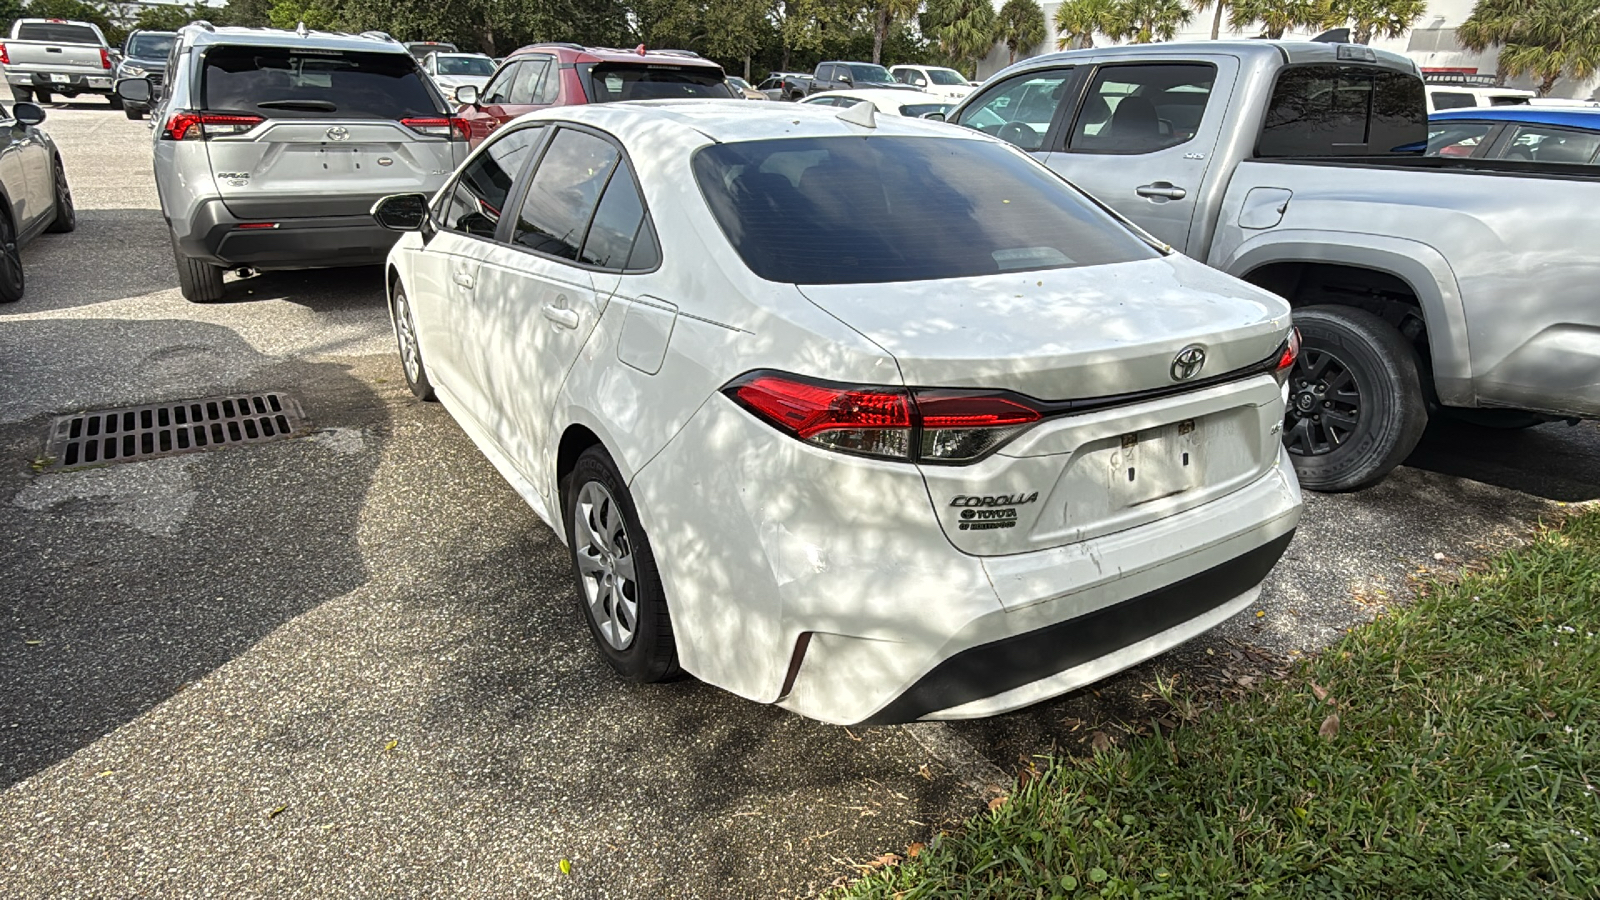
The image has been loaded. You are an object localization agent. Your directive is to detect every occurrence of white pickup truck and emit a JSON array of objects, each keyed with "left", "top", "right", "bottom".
[
  {"left": 948, "top": 41, "right": 1599, "bottom": 491},
  {"left": 1, "top": 18, "right": 118, "bottom": 107}
]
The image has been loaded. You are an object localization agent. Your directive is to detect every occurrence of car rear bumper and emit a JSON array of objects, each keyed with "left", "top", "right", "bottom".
[
  {"left": 7, "top": 72, "right": 114, "bottom": 93},
  {"left": 176, "top": 199, "right": 399, "bottom": 270}
]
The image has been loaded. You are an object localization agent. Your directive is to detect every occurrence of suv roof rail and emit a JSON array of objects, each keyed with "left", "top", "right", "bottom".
[
  {"left": 1423, "top": 72, "right": 1500, "bottom": 87},
  {"left": 651, "top": 49, "right": 702, "bottom": 58},
  {"left": 187, "top": 20, "right": 215, "bottom": 31},
  {"left": 360, "top": 30, "right": 395, "bottom": 42},
  {"left": 527, "top": 42, "right": 586, "bottom": 51}
]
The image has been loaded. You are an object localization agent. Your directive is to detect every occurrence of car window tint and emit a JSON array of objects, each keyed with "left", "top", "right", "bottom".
[
  {"left": 512, "top": 129, "right": 621, "bottom": 260},
  {"left": 128, "top": 34, "right": 176, "bottom": 58},
  {"left": 584, "top": 64, "right": 727, "bottom": 102},
  {"left": 202, "top": 46, "right": 443, "bottom": 119},
  {"left": 481, "top": 61, "right": 520, "bottom": 104},
  {"left": 627, "top": 220, "right": 661, "bottom": 270},
  {"left": 1430, "top": 91, "right": 1476, "bottom": 111},
  {"left": 902, "top": 103, "right": 953, "bottom": 118},
  {"left": 438, "top": 127, "right": 544, "bottom": 238},
  {"left": 1259, "top": 65, "right": 1426, "bottom": 156},
  {"left": 1487, "top": 95, "right": 1530, "bottom": 107},
  {"left": 579, "top": 162, "right": 652, "bottom": 269},
  {"left": 1426, "top": 122, "right": 1494, "bottom": 157},
  {"left": 1069, "top": 64, "right": 1214, "bottom": 153},
  {"left": 1502, "top": 124, "right": 1600, "bottom": 164},
  {"left": 693, "top": 135, "right": 1157, "bottom": 285},
  {"left": 508, "top": 57, "right": 549, "bottom": 105},
  {"left": 928, "top": 69, "right": 968, "bottom": 86},
  {"left": 532, "top": 58, "right": 561, "bottom": 104},
  {"left": 954, "top": 69, "right": 1073, "bottom": 151},
  {"left": 15, "top": 23, "right": 99, "bottom": 43}
]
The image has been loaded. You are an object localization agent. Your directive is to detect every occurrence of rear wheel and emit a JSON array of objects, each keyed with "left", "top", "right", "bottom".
[
  {"left": 1284, "top": 305, "right": 1427, "bottom": 492},
  {"left": 564, "top": 447, "right": 679, "bottom": 683},
  {"left": 0, "top": 212, "right": 24, "bottom": 303},
  {"left": 170, "top": 234, "right": 225, "bottom": 303},
  {"left": 390, "top": 284, "right": 435, "bottom": 400},
  {"left": 45, "top": 156, "right": 74, "bottom": 234},
  {"left": 10, "top": 87, "right": 31, "bottom": 103}
]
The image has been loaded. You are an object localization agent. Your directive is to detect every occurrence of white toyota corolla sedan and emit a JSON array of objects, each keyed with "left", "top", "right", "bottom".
[{"left": 372, "top": 100, "right": 1303, "bottom": 725}]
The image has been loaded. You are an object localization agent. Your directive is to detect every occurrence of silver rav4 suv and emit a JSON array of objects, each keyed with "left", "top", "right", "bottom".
[{"left": 119, "top": 24, "right": 466, "bottom": 302}]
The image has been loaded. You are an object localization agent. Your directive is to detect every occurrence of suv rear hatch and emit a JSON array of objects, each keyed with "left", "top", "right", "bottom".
[{"left": 196, "top": 45, "right": 462, "bottom": 220}]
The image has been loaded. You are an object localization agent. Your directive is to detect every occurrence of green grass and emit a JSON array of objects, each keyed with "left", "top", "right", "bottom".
[{"left": 844, "top": 511, "right": 1600, "bottom": 899}]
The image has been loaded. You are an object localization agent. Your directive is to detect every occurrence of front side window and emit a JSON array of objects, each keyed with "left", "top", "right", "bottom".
[
  {"left": 848, "top": 64, "right": 893, "bottom": 83},
  {"left": 1259, "top": 65, "right": 1426, "bottom": 157},
  {"left": 1426, "top": 121, "right": 1495, "bottom": 157},
  {"left": 512, "top": 129, "right": 621, "bottom": 260},
  {"left": 1069, "top": 64, "right": 1215, "bottom": 153},
  {"left": 438, "top": 127, "right": 544, "bottom": 237},
  {"left": 508, "top": 57, "right": 550, "bottom": 105},
  {"left": 202, "top": 46, "right": 443, "bottom": 119},
  {"left": 693, "top": 135, "right": 1157, "bottom": 285},
  {"left": 954, "top": 69, "right": 1073, "bottom": 151},
  {"left": 1501, "top": 124, "right": 1600, "bottom": 164},
  {"left": 481, "top": 61, "right": 521, "bottom": 105}
]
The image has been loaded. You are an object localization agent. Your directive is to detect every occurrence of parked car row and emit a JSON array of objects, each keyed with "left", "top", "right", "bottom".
[{"left": 0, "top": 97, "right": 75, "bottom": 302}]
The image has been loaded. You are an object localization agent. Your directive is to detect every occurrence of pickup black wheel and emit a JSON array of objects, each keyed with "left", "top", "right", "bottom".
[
  {"left": 107, "top": 93, "right": 123, "bottom": 110},
  {"left": 123, "top": 106, "right": 144, "bottom": 121},
  {"left": 10, "top": 87, "right": 31, "bottom": 103},
  {"left": 1284, "top": 305, "right": 1427, "bottom": 492},
  {"left": 34, "top": 88, "right": 52, "bottom": 104},
  {"left": 170, "top": 234, "right": 225, "bottom": 303},
  {"left": 45, "top": 156, "right": 74, "bottom": 234},
  {"left": 0, "top": 212, "right": 24, "bottom": 303}
]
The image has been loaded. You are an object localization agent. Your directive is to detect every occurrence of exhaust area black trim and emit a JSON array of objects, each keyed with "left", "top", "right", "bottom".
[{"left": 855, "top": 529, "right": 1296, "bottom": 726}]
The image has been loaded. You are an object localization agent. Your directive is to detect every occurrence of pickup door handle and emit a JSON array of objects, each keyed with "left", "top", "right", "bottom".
[
  {"left": 1136, "top": 182, "right": 1188, "bottom": 200},
  {"left": 451, "top": 270, "right": 474, "bottom": 289},
  {"left": 542, "top": 303, "right": 579, "bottom": 329}
]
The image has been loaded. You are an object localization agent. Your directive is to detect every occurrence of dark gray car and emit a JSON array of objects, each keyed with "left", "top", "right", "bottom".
[{"left": 0, "top": 100, "right": 75, "bottom": 302}]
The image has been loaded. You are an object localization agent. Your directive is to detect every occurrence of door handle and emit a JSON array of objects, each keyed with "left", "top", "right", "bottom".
[
  {"left": 452, "top": 270, "right": 474, "bottom": 289},
  {"left": 1136, "top": 182, "right": 1187, "bottom": 200},
  {"left": 542, "top": 303, "right": 579, "bottom": 329}
]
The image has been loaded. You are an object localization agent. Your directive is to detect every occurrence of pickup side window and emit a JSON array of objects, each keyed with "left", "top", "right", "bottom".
[
  {"left": 1259, "top": 65, "right": 1427, "bottom": 157},
  {"left": 1430, "top": 90, "right": 1476, "bottom": 111},
  {"left": 1067, "top": 63, "right": 1215, "bottom": 154},
  {"left": 817, "top": 65, "right": 835, "bottom": 82},
  {"left": 1500, "top": 124, "right": 1600, "bottom": 164},
  {"left": 954, "top": 68, "right": 1074, "bottom": 152}
]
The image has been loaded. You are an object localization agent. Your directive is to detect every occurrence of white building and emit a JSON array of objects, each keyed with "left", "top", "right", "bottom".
[{"left": 979, "top": 0, "right": 1600, "bottom": 102}]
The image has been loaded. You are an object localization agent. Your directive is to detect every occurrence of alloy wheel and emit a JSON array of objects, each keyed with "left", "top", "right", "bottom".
[
  {"left": 393, "top": 292, "right": 422, "bottom": 385},
  {"left": 1284, "top": 347, "right": 1362, "bottom": 457},
  {"left": 573, "top": 481, "right": 638, "bottom": 651},
  {"left": 0, "top": 216, "right": 21, "bottom": 294},
  {"left": 55, "top": 161, "right": 72, "bottom": 220}
]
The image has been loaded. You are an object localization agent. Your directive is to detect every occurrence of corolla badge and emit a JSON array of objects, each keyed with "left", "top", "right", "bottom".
[
  {"left": 326, "top": 126, "right": 350, "bottom": 142},
  {"left": 1170, "top": 345, "right": 1206, "bottom": 382}
]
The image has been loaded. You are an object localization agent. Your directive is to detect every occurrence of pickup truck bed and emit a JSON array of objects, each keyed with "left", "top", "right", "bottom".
[{"left": 2, "top": 19, "right": 117, "bottom": 105}]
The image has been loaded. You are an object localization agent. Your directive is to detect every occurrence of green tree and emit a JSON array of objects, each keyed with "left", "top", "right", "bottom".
[
  {"left": 219, "top": 0, "right": 275, "bottom": 27},
  {"left": 1189, "top": 0, "right": 1229, "bottom": 39},
  {"left": 1119, "top": 0, "right": 1191, "bottom": 41},
  {"left": 867, "top": 0, "right": 918, "bottom": 64},
  {"left": 134, "top": 3, "right": 210, "bottom": 32},
  {"left": 1053, "top": 0, "right": 1121, "bottom": 49},
  {"left": 922, "top": 0, "right": 998, "bottom": 74},
  {"left": 996, "top": 0, "right": 1045, "bottom": 63},
  {"left": 1460, "top": 0, "right": 1600, "bottom": 97},
  {"left": 1330, "top": 0, "right": 1427, "bottom": 45},
  {"left": 269, "top": 0, "right": 337, "bottom": 30},
  {"left": 1228, "top": 0, "right": 1335, "bottom": 39}
]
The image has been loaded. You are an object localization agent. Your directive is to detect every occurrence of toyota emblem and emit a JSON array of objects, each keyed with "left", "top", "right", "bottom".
[
  {"left": 326, "top": 126, "right": 350, "bottom": 142},
  {"left": 1170, "top": 345, "right": 1206, "bottom": 381}
]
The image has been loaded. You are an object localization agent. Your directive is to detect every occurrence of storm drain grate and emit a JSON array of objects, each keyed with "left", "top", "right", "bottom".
[{"left": 40, "top": 393, "right": 308, "bottom": 471}]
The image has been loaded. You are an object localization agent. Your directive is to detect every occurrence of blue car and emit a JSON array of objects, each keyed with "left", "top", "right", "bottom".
[{"left": 1429, "top": 107, "right": 1600, "bottom": 164}]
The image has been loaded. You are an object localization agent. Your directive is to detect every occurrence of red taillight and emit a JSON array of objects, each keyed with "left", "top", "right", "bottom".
[
  {"left": 99, "top": 47, "right": 111, "bottom": 70},
  {"left": 236, "top": 223, "right": 278, "bottom": 229},
  {"left": 0, "top": 44, "right": 9, "bottom": 66},
  {"left": 725, "top": 373, "right": 1043, "bottom": 464},
  {"left": 1273, "top": 328, "right": 1301, "bottom": 385},
  {"left": 162, "top": 111, "right": 263, "bottom": 141},
  {"left": 402, "top": 116, "right": 468, "bottom": 140}
]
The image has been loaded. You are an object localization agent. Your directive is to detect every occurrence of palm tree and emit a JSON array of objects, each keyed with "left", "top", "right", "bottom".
[
  {"left": 1054, "top": 0, "right": 1123, "bottom": 49},
  {"left": 1332, "top": 0, "right": 1429, "bottom": 45},
  {"left": 1190, "top": 0, "right": 1230, "bottom": 40},
  {"left": 869, "top": 0, "right": 923, "bottom": 65},
  {"left": 923, "top": 0, "right": 1001, "bottom": 73},
  {"left": 1229, "top": 0, "right": 1337, "bottom": 39},
  {"left": 997, "top": 0, "right": 1048, "bottom": 63},
  {"left": 1460, "top": 0, "right": 1600, "bottom": 97},
  {"left": 1120, "top": 0, "right": 1194, "bottom": 41}
]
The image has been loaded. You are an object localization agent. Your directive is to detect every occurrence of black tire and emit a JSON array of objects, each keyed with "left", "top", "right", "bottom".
[
  {"left": 1284, "top": 305, "right": 1428, "bottom": 492},
  {"left": 123, "top": 105, "right": 144, "bottom": 121},
  {"left": 0, "top": 212, "right": 23, "bottom": 303},
  {"left": 390, "top": 284, "right": 435, "bottom": 401},
  {"left": 564, "top": 447, "right": 679, "bottom": 683},
  {"left": 170, "top": 234, "right": 225, "bottom": 303},
  {"left": 44, "top": 156, "right": 73, "bottom": 234},
  {"left": 107, "top": 93, "right": 123, "bottom": 110},
  {"left": 34, "top": 89, "right": 52, "bottom": 104},
  {"left": 10, "top": 87, "right": 31, "bottom": 103}
]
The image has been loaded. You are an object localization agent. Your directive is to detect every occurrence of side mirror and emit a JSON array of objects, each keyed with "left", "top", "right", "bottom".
[
  {"left": 914, "top": 78, "right": 927, "bottom": 87},
  {"left": 837, "top": 75, "right": 852, "bottom": 85},
  {"left": 116, "top": 77, "right": 152, "bottom": 104},
  {"left": 453, "top": 84, "right": 478, "bottom": 106},
  {"left": 12, "top": 102, "right": 45, "bottom": 126},
  {"left": 920, "top": 111, "right": 946, "bottom": 122},
  {"left": 372, "top": 193, "right": 430, "bottom": 232}
]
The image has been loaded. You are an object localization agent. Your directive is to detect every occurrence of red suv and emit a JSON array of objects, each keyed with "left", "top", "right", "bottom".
[{"left": 454, "top": 43, "right": 728, "bottom": 144}]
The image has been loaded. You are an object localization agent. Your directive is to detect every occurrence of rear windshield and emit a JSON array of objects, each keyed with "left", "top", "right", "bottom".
[
  {"left": 438, "top": 56, "right": 494, "bottom": 76},
  {"left": 203, "top": 46, "right": 443, "bottom": 119},
  {"left": 127, "top": 33, "right": 176, "bottom": 59},
  {"left": 1259, "top": 64, "right": 1427, "bottom": 157},
  {"left": 583, "top": 64, "right": 729, "bottom": 102},
  {"left": 693, "top": 136, "right": 1157, "bottom": 285},
  {"left": 15, "top": 22, "right": 100, "bottom": 44}
]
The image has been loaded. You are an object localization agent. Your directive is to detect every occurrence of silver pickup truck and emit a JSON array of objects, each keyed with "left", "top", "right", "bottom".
[
  {"left": 949, "top": 41, "right": 1597, "bottom": 491},
  {"left": 2, "top": 18, "right": 118, "bottom": 106}
]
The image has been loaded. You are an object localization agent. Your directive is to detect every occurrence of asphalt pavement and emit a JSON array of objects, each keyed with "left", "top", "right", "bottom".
[{"left": 1, "top": 104, "right": 1596, "bottom": 898}]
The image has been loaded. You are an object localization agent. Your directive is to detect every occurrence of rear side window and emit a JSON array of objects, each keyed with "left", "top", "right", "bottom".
[
  {"left": 693, "top": 135, "right": 1157, "bottom": 285},
  {"left": 512, "top": 129, "right": 621, "bottom": 260},
  {"left": 202, "top": 46, "right": 443, "bottom": 119},
  {"left": 1427, "top": 121, "right": 1495, "bottom": 157},
  {"left": 583, "top": 64, "right": 727, "bottom": 102},
  {"left": 580, "top": 163, "right": 657, "bottom": 270},
  {"left": 1069, "top": 63, "right": 1215, "bottom": 153},
  {"left": 15, "top": 23, "right": 100, "bottom": 43},
  {"left": 1501, "top": 125, "right": 1600, "bottom": 164},
  {"left": 438, "top": 127, "right": 544, "bottom": 238},
  {"left": 1259, "top": 65, "right": 1426, "bottom": 157}
]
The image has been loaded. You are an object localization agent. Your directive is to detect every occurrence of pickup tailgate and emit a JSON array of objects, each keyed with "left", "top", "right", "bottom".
[{"left": 3, "top": 40, "right": 105, "bottom": 71}]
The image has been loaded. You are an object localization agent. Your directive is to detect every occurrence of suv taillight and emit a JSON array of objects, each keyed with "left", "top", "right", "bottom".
[
  {"left": 1272, "top": 328, "right": 1302, "bottom": 386},
  {"left": 724, "top": 373, "right": 1042, "bottom": 464},
  {"left": 162, "top": 111, "right": 264, "bottom": 141},
  {"left": 99, "top": 47, "right": 111, "bottom": 70},
  {"left": 401, "top": 116, "right": 469, "bottom": 140}
]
